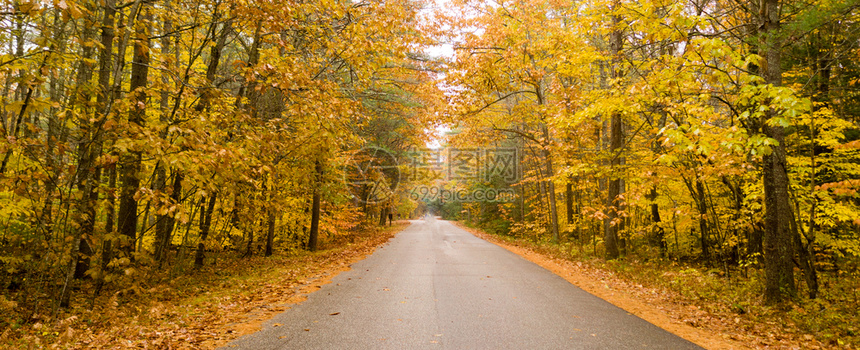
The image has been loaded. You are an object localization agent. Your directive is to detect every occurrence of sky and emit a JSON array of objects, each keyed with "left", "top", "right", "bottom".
[
  {"left": 425, "top": 44, "right": 455, "bottom": 58},
  {"left": 419, "top": 0, "right": 457, "bottom": 149},
  {"left": 420, "top": 0, "right": 456, "bottom": 59}
]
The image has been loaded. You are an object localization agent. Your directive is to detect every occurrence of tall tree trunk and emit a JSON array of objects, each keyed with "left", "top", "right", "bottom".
[
  {"left": 154, "top": 0, "right": 175, "bottom": 265},
  {"left": 0, "top": 3, "right": 29, "bottom": 173},
  {"left": 534, "top": 87, "right": 559, "bottom": 243},
  {"left": 39, "top": 9, "right": 70, "bottom": 240},
  {"left": 543, "top": 147, "right": 560, "bottom": 243},
  {"left": 117, "top": 3, "right": 151, "bottom": 257},
  {"left": 61, "top": 2, "right": 100, "bottom": 306},
  {"left": 758, "top": 0, "right": 797, "bottom": 304},
  {"left": 790, "top": 30, "right": 831, "bottom": 300},
  {"left": 308, "top": 159, "right": 323, "bottom": 251},
  {"left": 696, "top": 177, "right": 710, "bottom": 262},
  {"left": 566, "top": 180, "right": 575, "bottom": 241},
  {"left": 605, "top": 0, "right": 624, "bottom": 259},
  {"left": 94, "top": 0, "right": 117, "bottom": 274},
  {"left": 565, "top": 182, "right": 574, "bottom": 225},
  {"left": 72, "top": 1, "right": 102, "bottom": 282},
  {"left": 648, "top": 110, "right": 668, "bottom": 256}
]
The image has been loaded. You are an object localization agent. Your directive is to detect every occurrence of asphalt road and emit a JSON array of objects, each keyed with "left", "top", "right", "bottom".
[{"left": 223, "top": 217, "right": 702, "bottom": 349}]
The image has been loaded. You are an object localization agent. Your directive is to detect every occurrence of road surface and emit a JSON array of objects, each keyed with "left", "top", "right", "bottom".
[{"left": 223, "top": 217, "right": 702, "bottom": 349}]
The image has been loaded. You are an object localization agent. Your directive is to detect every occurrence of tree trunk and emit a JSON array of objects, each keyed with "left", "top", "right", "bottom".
[
  {"left": 155, "top": 173, "right": 181, "bottom": 265},
  {"left": 94, "top": 0, "right": 117, "bottom": 275},
  {"left": 792, "top": 30, "right": 831, "bottom": 300},
  {"left": 696, "top": 178, "right": 711, "bottom": 262},
  {"left": 605, "top": 0, "right": 624, "bottom": 259},
  {"left": 544, "top": 147, "right": 560, "bottom": 243},
  {"left": 154, "top": 0, "right": 174, "bottom": 265},
  {"left": 245, "top": 223, "right": 255, "bottom": 257},
  {"left": 378, "top": 205, "right": 388, "bottom": 226},
  {"left": 534, "top": 87, "right": 559, "bottom": 243},
  {"left": 0, "top": 4, "right": 43, "bottom": 173},
  {"left": 566, "top": 181, "right": 574, "bottom": 230},
  {"left": 647, "top": 186, "right": 666, "bottom": 256},
  {"left": 758, "top": 0, "right": 797, "bottom": 304},
  {"left": 102, "top": 166, "right": 117, "bottom": 270},
  {"left": 196, "top": 10, "right": 231, "bottom": 112},
  {"left": 308, "top": 159, "right": 323, "bottom": 251},
  {"left": 117, "top": 3, "right": 151, "bottom": 257},
  {"left": 265, "top": 210, "right": 276, "bottom": 257},
  {"left": 39, "top": 9, "right": 69, "bottom": 240},
  {"left": 790, "top": 206, "right": 819, "bottom": 299},
  {"left": 722, "top": 176, "right": 745, "bottom": 262},
  {"left": 70, "top": 2, "right": 100, "bottom": 280},
  {"left": 194, "top": 194, "right": 218, "bottom": 267}
]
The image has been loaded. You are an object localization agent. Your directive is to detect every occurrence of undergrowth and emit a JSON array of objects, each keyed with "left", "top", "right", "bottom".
[{"left": 0, "top": 222, "right": 407, "bottom": 349}]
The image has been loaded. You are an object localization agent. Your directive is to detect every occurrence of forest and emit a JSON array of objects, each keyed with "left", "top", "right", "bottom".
[
  {"left": 429, "top": 0, "right": 860, "bottom": 346},
  {"left": 1, "top": 0, "right": 859, "bottom": 347},
  {"left": 0, "top": 0, "right": 438, "bottom": 336}
]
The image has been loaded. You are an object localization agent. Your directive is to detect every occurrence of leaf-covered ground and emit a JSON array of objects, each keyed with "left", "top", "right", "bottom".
[
  {"left": 455, "top": 222, "right": 857, "bottom": 350},
  {"left": 7, "top": 220, "right": 854, "bottom": 349},
  {"left": 0, "top": 223, "right": 407, "bottom": 349}
]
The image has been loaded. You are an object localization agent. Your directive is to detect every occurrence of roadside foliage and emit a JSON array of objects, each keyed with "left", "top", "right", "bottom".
[
  {"left": 428, "top": 0, "right": 860, "bottom": 346},
  {"left": 0, "top": 0, "right": 441, "bottom": 343},
  {"left": 2, "top": 0, "right": 860, "bottom": 347}
]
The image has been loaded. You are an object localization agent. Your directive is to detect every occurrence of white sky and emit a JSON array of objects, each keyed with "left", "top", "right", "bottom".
[
  {"left": 425, "top": 44, "right": 454, "bottom": 58},
  {"left": 420, "top": 0, "right": 456, "bottom": 59},
  {"left": 417, "top": 0, "right": 456, "bottom": 149}
]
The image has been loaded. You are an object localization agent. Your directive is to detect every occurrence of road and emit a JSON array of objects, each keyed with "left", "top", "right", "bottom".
[{"left": 223, "top": 217, "right": 702, "bottom": 349}]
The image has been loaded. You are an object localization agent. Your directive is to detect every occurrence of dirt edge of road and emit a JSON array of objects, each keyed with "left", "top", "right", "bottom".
[{"left": 453, "top": 222, "right": 751, "bottom": 350}]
